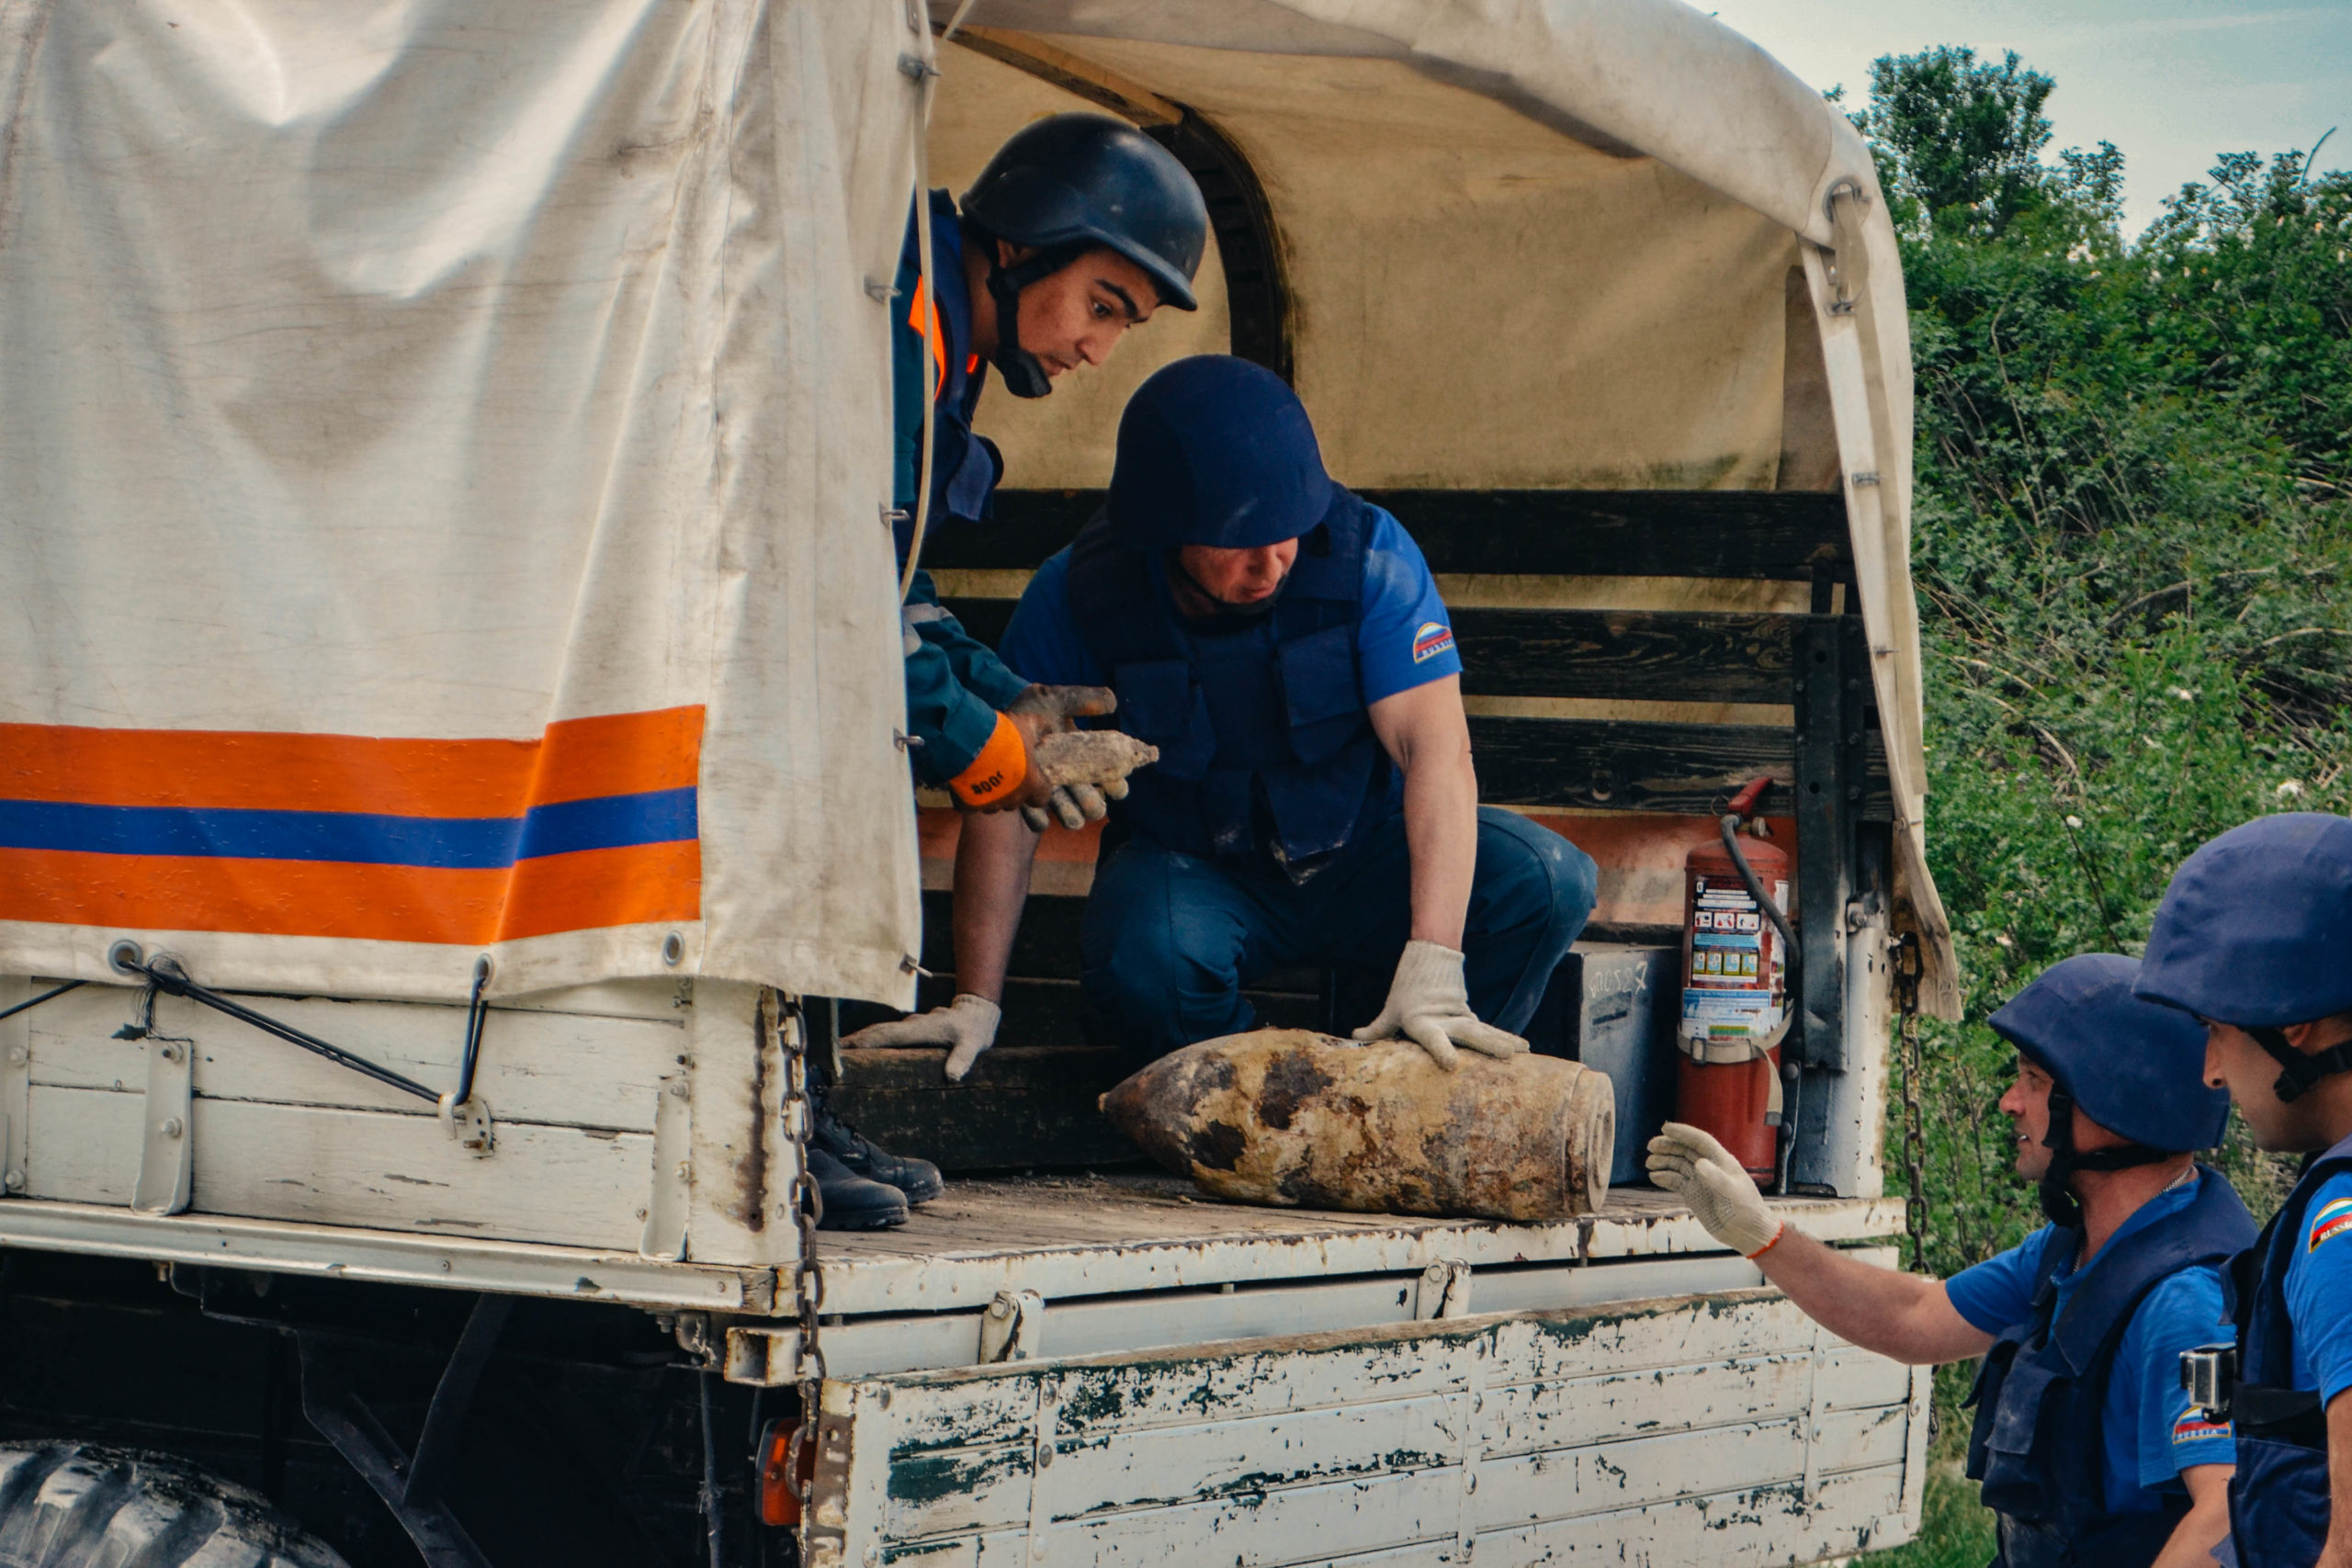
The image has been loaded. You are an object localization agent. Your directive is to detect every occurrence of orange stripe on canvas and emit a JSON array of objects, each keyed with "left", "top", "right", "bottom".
[
  {"left": 0, "top": 842, "right": 700, "bottom": 945},
  {"left": 0, "top": 708, "right": 703, "bottom": 817}
]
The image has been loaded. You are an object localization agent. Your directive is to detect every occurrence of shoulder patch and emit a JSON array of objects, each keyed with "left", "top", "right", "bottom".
[
  {"left": 2172, "top": 1414, "right": 2232, "bottom": 1445},
  {"left": 1412, "top": 621, "right": 1455, "bottom": 663},
  {"left": 2308, "top": 1195, "right": 2352, "bottom": 1253}
]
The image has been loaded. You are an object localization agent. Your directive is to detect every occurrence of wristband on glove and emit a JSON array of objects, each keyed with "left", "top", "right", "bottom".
[
  {"left": 1747, "top": 1220, "right": 1787, "bottom": 1261},
  {"left": 946, "top": 710, "right": 1029, "bottom": 807}
]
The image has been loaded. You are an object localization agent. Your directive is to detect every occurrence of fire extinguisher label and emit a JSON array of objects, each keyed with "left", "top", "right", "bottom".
[
  {"left": 1681, "top": 873, "right": 1787, "bottom": 1042},
  {"left": 1681, "top": 989, "right": 1779, "bottom": 1040}
]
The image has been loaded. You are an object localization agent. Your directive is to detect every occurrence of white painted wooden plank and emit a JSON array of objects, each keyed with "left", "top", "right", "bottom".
[
  {"left": 0, "top": 1197, "right": 767, "bottom": 1312},
  {"left": 1475, "top": 1462, "right": 1910, "bottom": 1566},
  {"left": 22, "top": 1085, "right": 650, "bottom": 1248},
  {"left": 1479, "top": 1355, "right": 1815, "bottom": 1459},
  {"left": 191, "top": 1097, "right": 650, "bottom": 1248},
  {"left": 1046, "top": 1329, "right": 1480, "bottom": 1438},
  {"left": 1485, "top": 1291, "right": 1818, "bottom": 1384},
  {"left": 881, "top": 1379, "right": 1042, "bottom": 1460},
  {"left": 1817, "top": 1343, "right": 1915, "bottom": 1411},
  {"left": 1035, "top": 1393, "right": 1464, "bottom": 1529},
  {"left": 881, "top": 1431, "right": 1039, "bottom": 1541},
  {"left": 23, "top": 1083, "right": 139, "bottom": 1204},
  {"left": 1038, "top": 1465, "right": 1461, "bottom": 1568},
  {"left": 1815, "top": 1401, "right": 1913, "bottom": 1477},
  {"left": 1476, "top": 1404, "right": 1910, "bottom": 1535},
  {"left": 498, "top": 978, "right": 693, "bottom": 1021},
  {"left": 1471, "top": 1414, "right": 1807, "bottom": 1530},
  {"left": 29, "top": 987, "right": 678, "bottom": 1132}
]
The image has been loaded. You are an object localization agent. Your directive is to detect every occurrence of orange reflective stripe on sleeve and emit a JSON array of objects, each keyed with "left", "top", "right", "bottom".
[
  {"left": 908, "top": 277, "right": 947, "bottom": 402},
  {"left": 946, "top": 710, "right": 1028, "bottom": 807}
]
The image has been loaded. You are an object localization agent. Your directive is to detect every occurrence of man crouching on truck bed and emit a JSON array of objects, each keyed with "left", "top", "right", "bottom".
[
  {"left": 850, "top": 354, "right": 1599, "bottom": 1075},
  {"left": 1652, "top": 954, "right": 2253, "bottom": 1568}
]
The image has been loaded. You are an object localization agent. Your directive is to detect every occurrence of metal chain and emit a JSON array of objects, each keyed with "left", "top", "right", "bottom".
[
  {"left": 770, "top": 988, "right": 827, "bottom": 1557},
  {"left": 1891, "top": 933, "right": 1928, "bottom": 1273}
]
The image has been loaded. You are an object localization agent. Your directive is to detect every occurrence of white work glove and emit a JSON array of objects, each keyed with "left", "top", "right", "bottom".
[
  {"left": 1645, "top": 1122, "right": 1783, "bottom": 1258},
  {"left": 841, "top": 993, "right": 1002, "bottom": 1082},
  {"left": 1020, "top": 775, "right": 1130, "bottom": 834},
  {"left": 1351, "top": 940, "right": 1530, "bottom": 1071}
]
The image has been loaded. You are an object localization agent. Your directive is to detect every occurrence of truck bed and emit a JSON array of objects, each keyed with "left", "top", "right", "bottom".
[{"left": 814, "top": 1171, "right": 1900, "bottom": 1317}]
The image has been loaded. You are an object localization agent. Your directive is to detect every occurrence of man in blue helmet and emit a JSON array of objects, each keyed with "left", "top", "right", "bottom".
[
  {"left": 912, "top": 354, "right": 1598, "bottom": 1069},
  {"left": 815, "top": 115, "right": 1212, "bottom": 1228},
  {"left": 1652, "top": 954, "right": 2255, "bottom": 1568},
  {"left": 2135, "top": 813, "right": 2352, "bottom": 1568}
]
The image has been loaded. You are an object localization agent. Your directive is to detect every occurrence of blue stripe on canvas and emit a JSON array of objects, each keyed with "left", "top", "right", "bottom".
[{"left": 0, "top": 788, "right": 697, "bottom": 869}]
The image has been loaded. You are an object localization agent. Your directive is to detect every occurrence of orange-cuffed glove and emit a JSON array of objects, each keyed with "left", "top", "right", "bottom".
[{"left": 944, "top": 709, "right": 1053, "bottom": 814}]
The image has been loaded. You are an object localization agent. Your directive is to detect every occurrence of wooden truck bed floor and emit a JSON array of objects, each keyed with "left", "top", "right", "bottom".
[{"left": 812, "top": 1172, "right": 1903, "bottom": 1317}]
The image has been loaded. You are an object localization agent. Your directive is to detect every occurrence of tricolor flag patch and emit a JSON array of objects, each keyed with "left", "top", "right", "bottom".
[
  {"left": 1412, "top": 621, "right": 1456, "bottom": 663},
  {"left": 2172, "top": 1415, "right": 2233, "bottom": 1445},
  {"left": 2309, "top": 1195, "right": 2352, "bottom": 1253}
]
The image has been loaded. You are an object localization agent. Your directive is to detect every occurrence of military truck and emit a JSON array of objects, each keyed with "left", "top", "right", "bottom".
[{"left": 0, "top": 2, "right": 1960, "bottom": 1564}]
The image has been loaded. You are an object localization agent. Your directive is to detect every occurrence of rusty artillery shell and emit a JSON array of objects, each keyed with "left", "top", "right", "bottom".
[
  {"left": 1035, "top": 729, "right": 1159, "bottom": 787},
  {"left": 1100, "top": 1029, "right": 1614, "bottom": 1222}
]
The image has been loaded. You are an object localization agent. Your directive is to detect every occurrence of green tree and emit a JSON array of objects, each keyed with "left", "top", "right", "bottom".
[{"left": 1854, "top": 47, "right": 2057, "bottom": 238}]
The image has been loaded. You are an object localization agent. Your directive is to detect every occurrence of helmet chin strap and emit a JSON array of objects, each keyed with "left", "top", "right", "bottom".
[
  {"left": 2247, "top": 1024, "right": 2352, "bottom": 1104},
  {"left": 983, "top": 247, "right": 1071, "bottom": 401},
  {"left": 2038, "top": 1082, "right": 2171, "bottom": 1230}
]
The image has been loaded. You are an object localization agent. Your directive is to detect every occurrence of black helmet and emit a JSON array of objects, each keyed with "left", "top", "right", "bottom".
[{"left": 961, "top": 114, "right": 1209, "bottom": 312}]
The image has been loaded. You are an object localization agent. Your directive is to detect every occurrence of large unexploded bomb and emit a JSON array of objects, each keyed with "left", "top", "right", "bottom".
[{"left": 1101, "top": 1029, "right": 1614, "bottom": 1222}]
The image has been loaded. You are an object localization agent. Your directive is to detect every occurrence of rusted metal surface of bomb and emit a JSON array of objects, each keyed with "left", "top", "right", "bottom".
[
  {"left": 1101, "top": 1029, "right": 1615, "bottom": 1222},
  {"left": 1035, "top": 729, "right": 1159, "bottom": 786}
]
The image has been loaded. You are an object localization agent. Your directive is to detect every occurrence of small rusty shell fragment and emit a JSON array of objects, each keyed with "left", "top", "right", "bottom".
[
  {"left": 1034, "top": 730, "right": 1159, "bottom": 787},
  {"left": 1100, "top": 1028, "right": 1614, "bottom": 1222}
]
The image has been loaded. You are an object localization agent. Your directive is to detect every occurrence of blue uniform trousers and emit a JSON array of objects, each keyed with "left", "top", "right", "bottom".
[{"left": 1080, "top": 807, "right": 1597, "bottom": 1059}]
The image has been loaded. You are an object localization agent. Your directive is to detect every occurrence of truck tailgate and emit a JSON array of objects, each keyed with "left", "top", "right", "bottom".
[{"left": 800, "top": 1284, "right": 1927, "bottom": 1568}]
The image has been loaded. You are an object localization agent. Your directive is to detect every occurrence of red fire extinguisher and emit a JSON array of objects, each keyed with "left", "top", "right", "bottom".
[{"left": 1675, "top": 776, "right": 1794, "bottom": 1185}]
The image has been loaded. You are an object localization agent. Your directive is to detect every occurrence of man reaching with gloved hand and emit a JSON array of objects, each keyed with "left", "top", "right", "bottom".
[
  {"left": 932, "top": 355, "right": 1598, "bottom": 1072},
  {"left": 1650, "top": 954, "right": 2252, "bottom": 1568}
]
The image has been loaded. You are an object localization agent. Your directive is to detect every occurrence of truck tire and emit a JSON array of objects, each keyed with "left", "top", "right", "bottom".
[{"left": 0, "top": 1443, "right": 349, "bottom": 1568}]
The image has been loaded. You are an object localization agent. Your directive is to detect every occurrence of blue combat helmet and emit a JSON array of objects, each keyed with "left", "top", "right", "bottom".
[
  {"left": 2135, "top": 812, "right": 2352, "bottom": 1102},
  {"left": 1990, "top": 953, "right": 2230, "bottom": 1227},
  {"left": 1108, "top": 355, "right": 1333, "bottom": 552}
]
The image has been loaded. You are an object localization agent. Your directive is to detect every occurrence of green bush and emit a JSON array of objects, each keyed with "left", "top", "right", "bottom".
[{"left": 1858, "top": 45, "right": 2351, "bottom": 1557}]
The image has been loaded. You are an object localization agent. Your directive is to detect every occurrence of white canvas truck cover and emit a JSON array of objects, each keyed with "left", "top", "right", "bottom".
[
  {"left": 0, "top": 0, "right": 1956, "bottom": 1015},
  {"left": 0, "top": 0, "right": 931, "bottom": 1007}
]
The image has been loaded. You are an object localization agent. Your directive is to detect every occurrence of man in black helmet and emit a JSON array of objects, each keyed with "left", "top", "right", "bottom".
[
  {"left": 815, "top": 115, "right": 1212, "bottom": 1227},
  {"left": 888, "top": 111, "right": 1210, "bottom": 828},
  {"left": 1650, "top": 954, "right": 2254, "bottom": 1568}
]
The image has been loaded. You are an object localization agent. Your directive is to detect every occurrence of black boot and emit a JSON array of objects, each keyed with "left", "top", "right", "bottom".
[
  {"left": 810, "top": 1089, "right": 944, "bottom": 1205},
  {"left": 808, "top": 1146, "right": 908, "bottom": 1231}
]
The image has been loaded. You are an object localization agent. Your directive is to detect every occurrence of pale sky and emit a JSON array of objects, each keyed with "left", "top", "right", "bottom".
[{"left": 1703, "top": 0, "right": 2352, "bottom": 234}]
